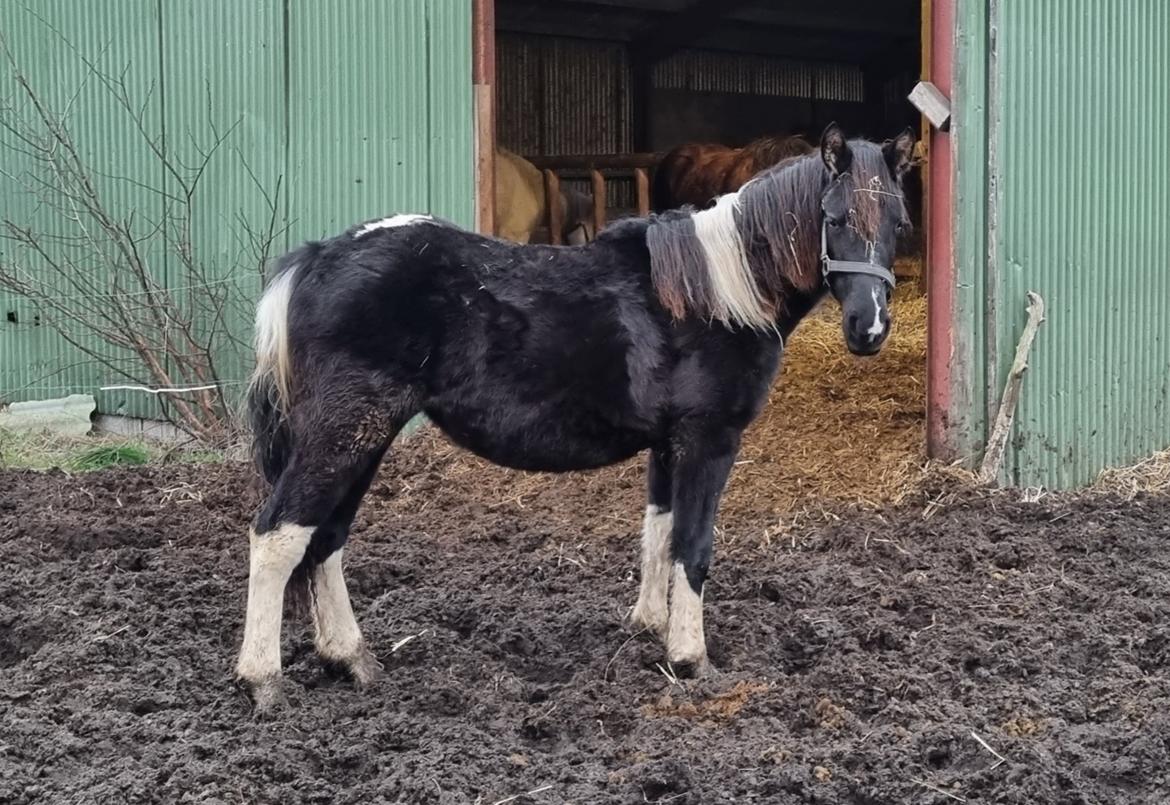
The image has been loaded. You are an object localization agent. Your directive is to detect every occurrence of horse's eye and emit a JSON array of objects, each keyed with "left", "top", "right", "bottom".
[{"left": 826, "top": 216, "right": 845, "bottom": 228}]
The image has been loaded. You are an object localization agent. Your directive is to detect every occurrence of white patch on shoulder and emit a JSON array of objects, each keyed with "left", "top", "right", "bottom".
[
  {"left": 354, "top": 213, "right": 433, "bottom": 238},
  {"left": 866, "top": 286, "right": 885, "bottom": 340}
]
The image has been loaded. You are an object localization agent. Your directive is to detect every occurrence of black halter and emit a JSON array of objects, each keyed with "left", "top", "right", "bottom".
[{"left": 819, "top": 218, "right": 897, "bottom": 289}]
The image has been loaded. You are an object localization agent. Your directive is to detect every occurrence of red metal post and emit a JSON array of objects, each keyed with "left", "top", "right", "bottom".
[
  {"left": 926, "top": 0, "right": 955, "bottom": 459},
  {"left": 473, "top": 0, "right": 496, "bottom": 235}
]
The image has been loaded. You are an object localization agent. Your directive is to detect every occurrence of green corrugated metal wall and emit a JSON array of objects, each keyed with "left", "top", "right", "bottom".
[
  {"left": 958, "top": 0, "right": 1170, "bottom": 487},
  {"left": 0, "top": 1, "right": 473, "bottom": 419}
]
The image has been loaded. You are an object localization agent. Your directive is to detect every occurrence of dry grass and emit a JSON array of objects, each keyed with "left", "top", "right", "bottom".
[
  {"left": 0, "top": 428, "right": 223, "bottom": 472},
  {"left": 640, "top": 680, "right": 771, "bottom": 723},
  {"left": 1092, "top": 447, "right": 1170, "bottom": 500}
]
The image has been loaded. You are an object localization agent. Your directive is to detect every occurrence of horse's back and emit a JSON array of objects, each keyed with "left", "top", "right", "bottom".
[{"left": 495, "top": 148, "right": 544, "bottom": 242}]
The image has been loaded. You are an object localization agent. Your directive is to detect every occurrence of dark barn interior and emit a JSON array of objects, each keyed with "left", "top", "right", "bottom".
[
  {"left": 494, "top": 0, "right": 923, "bottom": 230},
  {"left": 489, "top": 0, "right": 931, "bottom": 508}
]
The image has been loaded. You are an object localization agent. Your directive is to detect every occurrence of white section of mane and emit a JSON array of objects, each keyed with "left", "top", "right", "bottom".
[
  {"left": 691, "top": 192, "right": 773, "bottom": 331},
  {"left": 354, "top": 213, "right": 433, "bottom": 238}
]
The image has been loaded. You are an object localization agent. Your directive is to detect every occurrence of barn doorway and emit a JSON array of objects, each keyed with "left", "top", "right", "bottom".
[{"left": 477, "top": 0, "right": 936, "bottom": 511}]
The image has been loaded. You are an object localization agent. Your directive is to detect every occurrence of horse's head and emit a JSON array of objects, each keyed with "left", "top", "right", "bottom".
[
  {"left": 817, "top": 123, "right": 915, "bottom": 356},
  {"left": 561, "top": 187, "right": 596, "bottom": 245}
]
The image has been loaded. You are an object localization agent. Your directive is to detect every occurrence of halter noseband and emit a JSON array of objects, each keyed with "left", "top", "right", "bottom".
[{"left": 819, "top": 220, "right": 897, "bottom": 289}]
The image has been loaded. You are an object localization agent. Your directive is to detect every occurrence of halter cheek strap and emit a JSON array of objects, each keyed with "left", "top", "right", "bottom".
[{"left": 820, "top": 218, "right": 897, "bottom": 289}]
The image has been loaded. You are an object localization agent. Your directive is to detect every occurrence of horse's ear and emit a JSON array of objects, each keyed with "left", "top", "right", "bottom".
[
  {"left": 883, "top": 127, "right": 916, "bottom": 179},
  {"left": 820, "top": 122, "right": 851, "bottom": 176}
]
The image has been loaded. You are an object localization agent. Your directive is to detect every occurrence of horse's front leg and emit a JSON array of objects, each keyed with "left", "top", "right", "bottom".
[
  {"left": 630, "top": 448, "right": 673, "bottom": 637},
  {"left": 666, "top": 427, "right": 740, "bottom": 672}
]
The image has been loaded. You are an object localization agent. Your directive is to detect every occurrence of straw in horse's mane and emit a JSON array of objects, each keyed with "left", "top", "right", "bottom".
[{"left": 647, "top": 142, "right": 901, "bottom": 331}]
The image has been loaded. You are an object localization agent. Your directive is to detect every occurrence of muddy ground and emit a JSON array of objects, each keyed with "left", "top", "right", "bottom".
[{"left": 3, "top": 437, "right": 1170, "bottom": 804}]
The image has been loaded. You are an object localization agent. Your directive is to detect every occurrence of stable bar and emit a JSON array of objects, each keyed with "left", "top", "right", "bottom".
[
  {"left": 543, "top": 169, "right": 564, "bottom": 245},
  {"left": 590, "top": 170, "right": 607, "bottom": 234}
]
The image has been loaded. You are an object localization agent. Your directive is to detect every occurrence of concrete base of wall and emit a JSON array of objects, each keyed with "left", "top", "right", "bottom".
[{"left": 94, "top": 414, "right": 189, "bottom": 444}]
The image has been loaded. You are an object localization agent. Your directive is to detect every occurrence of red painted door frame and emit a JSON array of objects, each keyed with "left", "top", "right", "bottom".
[
  {"left": 925, "top": 0, "right": 956, "bottom": 459},
  {"left": 472, "top": 0, "right": 496, "bottom": 235}
]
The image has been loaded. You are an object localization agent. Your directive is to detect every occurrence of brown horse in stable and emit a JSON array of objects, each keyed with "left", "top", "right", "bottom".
[{"left": 652, "top": 134, "right": 814, "bottom": 212}]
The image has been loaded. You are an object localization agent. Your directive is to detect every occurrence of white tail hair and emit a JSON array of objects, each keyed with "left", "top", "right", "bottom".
[{"left": 250, "top": 264, "right": 299, "bottom": 413}]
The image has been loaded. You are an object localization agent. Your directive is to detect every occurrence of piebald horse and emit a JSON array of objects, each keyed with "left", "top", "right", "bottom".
[{"left": 236, "top": 124, "right": 916, "bottom": 709}]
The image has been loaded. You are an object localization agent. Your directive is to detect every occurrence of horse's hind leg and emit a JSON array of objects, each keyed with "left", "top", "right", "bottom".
[
  {"left": 307, "top": 452, "right": 388, "bottom": 687},
  {"left": 630, "top": 448, "right": 672, "bottom": 637},
  {"left": 237, "top": 395, "right": 414, "bottom": 708},
  {"left": 237, "top": 520, "right": 313, "bottom": 710}
]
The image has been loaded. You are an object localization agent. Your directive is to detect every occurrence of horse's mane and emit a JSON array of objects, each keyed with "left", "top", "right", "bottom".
[{"left": 647, "top": 141, "right": 900, "bottom": 330}]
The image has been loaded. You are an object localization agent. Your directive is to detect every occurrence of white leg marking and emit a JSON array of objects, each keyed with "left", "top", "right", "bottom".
[
  {"left": 354, "top": 213, "right": 433, "bottom": 238},
  {"left": 311, "top": 549, "right": 364, "bottom": 662},
  {"left": 866, "top": 286, "right": 885, "bottom": 341},
  {"left": 666, "top": 561, "right": 707, "bottom": 665},
  {"left": 236, "top": 524, "right": 312, "bottom": 684},
  {"left": 630, "top": 506, "right": 672, "bottom": 635}
]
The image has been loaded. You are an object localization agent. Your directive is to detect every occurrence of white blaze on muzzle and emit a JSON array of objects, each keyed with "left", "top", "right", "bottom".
[{"left": 866, "top": 286, "right": 886, "bottom": 341}]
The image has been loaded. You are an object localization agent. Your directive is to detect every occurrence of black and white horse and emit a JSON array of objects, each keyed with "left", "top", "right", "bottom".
[{"left": 236, "top": 124, "right": 915, "bottom": 709}]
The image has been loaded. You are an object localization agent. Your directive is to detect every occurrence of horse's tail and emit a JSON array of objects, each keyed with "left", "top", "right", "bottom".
[{"left": 246, "top": 243, "right": 315, "bottom": 484}]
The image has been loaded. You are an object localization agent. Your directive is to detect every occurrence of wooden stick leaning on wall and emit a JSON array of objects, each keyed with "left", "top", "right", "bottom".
[{"left": 978, "top": 291, "right": 1046, "bottom": 485}]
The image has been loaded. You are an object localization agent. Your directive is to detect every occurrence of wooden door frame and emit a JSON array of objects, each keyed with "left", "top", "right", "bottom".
[
  {"left": 473, "top": 0, "right": 495, "bottom": 235},
  {"left": 924, "top": 0, "right": 957, "bottom": 460}
]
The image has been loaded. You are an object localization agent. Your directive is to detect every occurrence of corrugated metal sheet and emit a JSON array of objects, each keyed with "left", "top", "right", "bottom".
[
  {"left": 497, "top": 34, "right": 631, "bottom": 156},
  {"left": 0, "top": 0, "right": 167, "bottom": 419},
  {"left": 497, "top": 34, "right": 632, "bottom": 207},
  {"left": 653, "top": 51, "right": 862, "bottom": 103},
  {"left": 160, "top": 0, "right": 286, "bottom": 417},
  {"left": 989, "top": 0, "right": 1170, "bottom": 486},
  {"left": 1, "top": 1, "right": 473, "bottom": 420},
  {"left": 287, "top": 0, "right": 472, "bottom": 240}
]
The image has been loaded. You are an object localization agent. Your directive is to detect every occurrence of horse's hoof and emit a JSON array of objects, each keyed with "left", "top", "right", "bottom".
[
  {"left": 667, "top": 655, "right": 715, "bottom": 681},
  {"left": 246, "top": 676, "right": 286, "bottom": 714},
  {"left": 348, "top": 647, "right": 384, "bottom": 689},
  {"left": 628, "top": 606, "right": 668, "bottom": 640}
]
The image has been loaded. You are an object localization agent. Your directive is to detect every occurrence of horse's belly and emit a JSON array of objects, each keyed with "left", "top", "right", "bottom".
[{"left": 423, "top": 400, "right": 651, "bottom": 473}]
